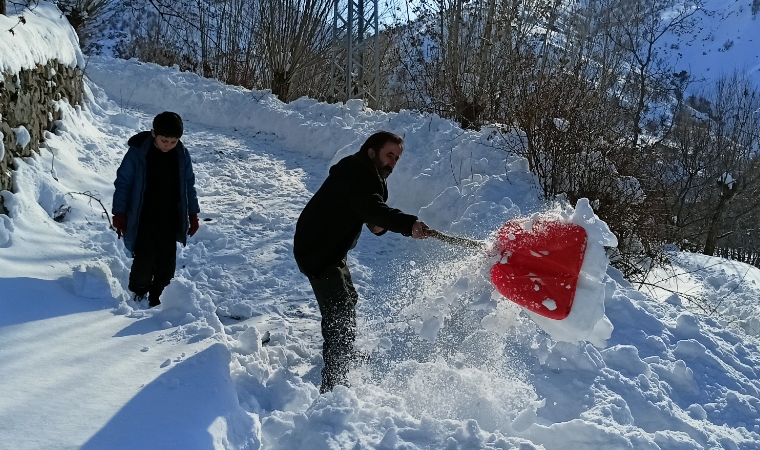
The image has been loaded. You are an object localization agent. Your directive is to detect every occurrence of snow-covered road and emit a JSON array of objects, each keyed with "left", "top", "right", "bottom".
[{"left": 0, "top": 105, "right": 485, "bottom": 448}]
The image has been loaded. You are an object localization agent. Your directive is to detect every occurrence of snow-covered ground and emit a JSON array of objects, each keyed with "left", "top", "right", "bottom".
[{"left": 1, "top": 3, "right": 759, "bottom": 449}]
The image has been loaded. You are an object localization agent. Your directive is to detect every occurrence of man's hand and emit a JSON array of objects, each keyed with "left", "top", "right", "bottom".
[
  {"left": 367, "top": 224, "right": 384, "bottom": 235},
  {"left": 112, "top": 213, "right": 127, "bottom": 239},
  {"left": 411, "top": 221, "right": 429, "bottom": 239},
  {"left": 188, "top": 213, "right": 200, "bottom": 237}
]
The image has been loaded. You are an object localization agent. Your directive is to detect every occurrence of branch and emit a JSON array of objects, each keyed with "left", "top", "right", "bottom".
[
  {"left": 6, "top": 0, "right": 36, "bottom": 35},
  {"left": 635, "top": 279, "right": 757, "bottom": 334},
  {"left": 66, "top": 191, "right": 113, "bottom": 229},
  {"left": 142, "top": 0, "right": 221, "bottom": 58}
]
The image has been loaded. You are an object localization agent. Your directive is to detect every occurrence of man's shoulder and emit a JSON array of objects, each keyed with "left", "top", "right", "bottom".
[
  {"left": 332, "top": 152, "right": 361, "bottom": 168},
  {"left": 330, "top": 153, "right": 375, "bottom": 179}
]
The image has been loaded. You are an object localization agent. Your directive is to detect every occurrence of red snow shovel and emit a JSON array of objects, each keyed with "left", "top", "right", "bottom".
[{"left": 426, "top": 219, "right": 588, "bottom": 320}]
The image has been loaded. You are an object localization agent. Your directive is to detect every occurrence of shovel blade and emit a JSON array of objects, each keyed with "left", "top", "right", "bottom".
[{"left": 490, "top": 219, "right": 587, "bottom": 320}]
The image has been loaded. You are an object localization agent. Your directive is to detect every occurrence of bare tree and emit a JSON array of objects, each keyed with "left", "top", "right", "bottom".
[
  {"left": 599, "top": 0, "right": 703, "bottom": 146},
  {"left": 648, "top": 72, "right": 760, "bottom": 258},
  {"left": 700, "top": 74, "right": 760, "bottom": 255},
  {"left": 388, "top": 0, "right": 554, "bottom": 127},
  {"left": 256, "top": 0, "right": 332, "bottom": 102},
  {"left": 121, "top": 0, "right": 334, "bottom": 101},
  {"left": 54, "top": 0, "right": 115, "bottom": 46}
]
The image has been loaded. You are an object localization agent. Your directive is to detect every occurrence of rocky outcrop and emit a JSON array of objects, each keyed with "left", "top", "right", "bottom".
[{"left": 0, "top": 60, "right": 83, "bottom": 213}]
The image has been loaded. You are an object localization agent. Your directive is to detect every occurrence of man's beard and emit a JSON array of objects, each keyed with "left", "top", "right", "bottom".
[
  {"left": 372, "top": 156, "right": 393, "bottom": 179},
  {"left": 379, "top": 165, "right": 393, "bottom": 179}
]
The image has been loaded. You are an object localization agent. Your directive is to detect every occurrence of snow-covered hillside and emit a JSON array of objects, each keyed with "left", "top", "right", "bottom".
[
  {"left": 0, "top": 2, "right": 759, "bottom": 449},
  {"left": 661, "top": 0, "right": 760, "bottom": 89}
]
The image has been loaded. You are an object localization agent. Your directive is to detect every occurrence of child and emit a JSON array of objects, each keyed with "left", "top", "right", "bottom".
[{"left": 112, "top": 111, "right": 200, "bottom": 307}]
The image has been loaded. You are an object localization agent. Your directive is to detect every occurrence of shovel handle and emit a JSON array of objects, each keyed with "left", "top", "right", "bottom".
[{"left": 426, "top": 229, "right": 486, "bottom": 250}]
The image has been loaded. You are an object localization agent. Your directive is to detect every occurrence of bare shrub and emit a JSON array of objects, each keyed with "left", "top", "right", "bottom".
[
  {"left": 255, "top": 0, "right": 332, "bottom": 101},
  {"left": 644, "top": 71, "right": 760, "bottom": 262},
  {"left": 117, "top": 0, "right": 334, "bottom": 101},
  {"left": 495, "top": 63, "right": 668, "bottom": 278},
  {"left": 386, "top": 0, "right": 557, "bottom": 128},
  {"left": 54, "top": 0, "right": 115, "bottom": 46}
]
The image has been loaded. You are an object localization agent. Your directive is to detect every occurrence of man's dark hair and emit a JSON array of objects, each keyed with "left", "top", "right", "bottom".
[
  {"left": 153, "top": 111, "right": 184, "bottom": 138},
  {"left": 358, "top": 131, "right": 403, "bottom": 156}
]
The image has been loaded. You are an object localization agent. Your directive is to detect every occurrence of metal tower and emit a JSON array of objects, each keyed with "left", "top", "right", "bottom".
[{"left": 330, "top": 0, "right": 380, "bottom": 108}]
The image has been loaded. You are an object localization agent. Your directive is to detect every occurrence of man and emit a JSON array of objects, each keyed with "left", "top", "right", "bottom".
[{"left": 294, "top": 131, "right": 429, "bottom": 393}]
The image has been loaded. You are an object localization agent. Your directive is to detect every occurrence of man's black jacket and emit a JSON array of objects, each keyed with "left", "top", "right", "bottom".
[{"left": 293, "top": 151, "right": 418, "bottom": 278}]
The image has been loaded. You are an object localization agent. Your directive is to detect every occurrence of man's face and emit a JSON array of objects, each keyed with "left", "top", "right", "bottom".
[
  {"left": 151, "top": 131, "right": 179, "bottom": 153},
  {"left": 368, "top": 142, "right": 403, "bottom": 179}
]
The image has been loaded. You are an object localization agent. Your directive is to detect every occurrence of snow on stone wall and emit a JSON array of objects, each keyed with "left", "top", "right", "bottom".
[{"left": 0, "top": 2, "right": 85, "bottom": 211}]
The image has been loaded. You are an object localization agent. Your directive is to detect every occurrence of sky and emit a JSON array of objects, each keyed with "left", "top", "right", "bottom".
[{"left": 0, "top": 2, "right": 759, "bottom": 449}]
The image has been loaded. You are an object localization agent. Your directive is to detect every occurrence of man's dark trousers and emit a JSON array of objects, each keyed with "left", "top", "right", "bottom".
[{"left": 308, "top": 259, "right": 359, "bottom": 393}]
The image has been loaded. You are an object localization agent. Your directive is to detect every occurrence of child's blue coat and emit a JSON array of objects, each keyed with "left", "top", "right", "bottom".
[{"left": 112, "top": 131, "right": 200, "bottom": 255}]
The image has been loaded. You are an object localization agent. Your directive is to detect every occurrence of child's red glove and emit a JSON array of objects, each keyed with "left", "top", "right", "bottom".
[
  {"left": 188, "top": 213, "right": 200, "bottom": 237},
  {"left": 112, "top": 213, "right": 127, "bottom": 239}
]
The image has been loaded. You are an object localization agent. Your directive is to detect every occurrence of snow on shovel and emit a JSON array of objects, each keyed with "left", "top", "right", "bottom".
[{"left": 426, "top": 219, "right": 588, "bottom": 321}]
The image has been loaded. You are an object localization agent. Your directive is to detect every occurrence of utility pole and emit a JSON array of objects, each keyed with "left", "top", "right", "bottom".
[{"left": 330, "top": 0, "right": 381, "bottom": 108}]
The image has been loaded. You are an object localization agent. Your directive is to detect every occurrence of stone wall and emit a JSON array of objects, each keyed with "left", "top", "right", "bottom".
[{"left": 0, "top": 60, "right": 84, "bottom": 213}]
